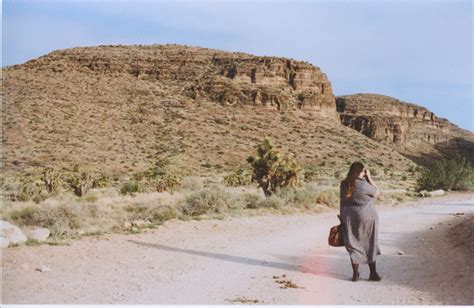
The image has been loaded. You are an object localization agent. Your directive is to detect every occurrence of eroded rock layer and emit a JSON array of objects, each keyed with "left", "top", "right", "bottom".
[
  {"left": 14, "top": 44, "right": 337, "bottom": 116},
  {"left": 336, "top": 94, "right": 474, "bottom": 163}
]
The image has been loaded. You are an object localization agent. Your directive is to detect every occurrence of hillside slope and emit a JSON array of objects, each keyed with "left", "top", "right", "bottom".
[{"left": 3, "top": 44, "right": 416, "bottom": 178}]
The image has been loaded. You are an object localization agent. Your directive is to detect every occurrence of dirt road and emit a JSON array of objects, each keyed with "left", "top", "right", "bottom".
[{"left": 2, "top": 193, "right": 473, "bottom": 304}]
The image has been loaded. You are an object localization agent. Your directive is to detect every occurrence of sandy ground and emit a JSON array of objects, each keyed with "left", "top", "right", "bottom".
[{"left": 2, "top": 193, "right": 473, "bottom": 305}]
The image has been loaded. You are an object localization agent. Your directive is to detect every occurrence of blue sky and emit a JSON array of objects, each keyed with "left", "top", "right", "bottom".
[{"left": 3, "top": 0, "right": 473, "bottom": 131}]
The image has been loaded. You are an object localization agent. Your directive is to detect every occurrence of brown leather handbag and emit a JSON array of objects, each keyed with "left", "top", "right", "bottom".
[{"left": 328, "top": 215, "right": 344, "bottom": 247}]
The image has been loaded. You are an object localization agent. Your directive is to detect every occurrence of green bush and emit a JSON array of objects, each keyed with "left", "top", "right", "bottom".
[
  {"left": 182, "top": 187, "right": 231, "bottom": 216},
  {"left": 10, "top": 206, "right": 42, "bottom": 225},
  {"left": 14, "top": 174, "right": 46, "bottom": 203},
  {"left": 223, "top": 167, "right": 252, "bottom": 187},
  {"left": 120, "top": 181, "right": 146, "bottom": 195},
  {"left": 133, "top": 160, "right": 182, "bottom": 192},
  {"left": 256, "top": 195, "right": 284, "bottom": 209},
  {"left": 314, "top": 189, "right": 339, "bottom": 208},
  {"left": 291, "top": 186, "right": 319, "bottom": 209},
  {"left": 42, "top": 168, "right": 62, "bottom": 193},
  {"left": 153, "top": 174, "right": 181, "bottom": 192},
  {"left": 302, "top": 164, "right": 319, "bottom": 182},
  {"left": 149, "top": 206, "right": 180, "bottom": 223},
  {"left": 92, "top": 174, "right": 110, "bottom": 188},
  {"left": 9, "top": 204, "right": 81, "bottom": 238},
  {"left": 241, "top": 193, "right": 262, "bottom": 209},
  {"left": 416, "top": 156, "right": 474, "bottom": 191},
  {"left": 247, "top": 138, "right": 302, "bottom": 197}
]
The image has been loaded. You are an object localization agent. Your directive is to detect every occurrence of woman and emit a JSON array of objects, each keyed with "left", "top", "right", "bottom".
[{"left": 340, "top": 162, "right": 382, "bottom": 282}]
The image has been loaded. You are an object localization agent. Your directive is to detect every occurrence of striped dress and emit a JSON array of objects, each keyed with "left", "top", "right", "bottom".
[{"left": 339, "top": 178, "right": 381, "bottom": 264}]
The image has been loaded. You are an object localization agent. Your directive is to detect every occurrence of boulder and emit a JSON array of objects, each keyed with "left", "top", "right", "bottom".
[
  {"left": 29, "top": 228, "right": 50, "bottom": 241},
  {"left": 1, "top": 237, "right": 10, "bottom": 248},
  {"left": 0, "top": 220, "right": 27, "bottom": 246},
  {"left": 428, "top": 189, "right": 445, "bottom": 197},
  {"left": 418, "top": 190, "right": 428, "bottom": 197}
]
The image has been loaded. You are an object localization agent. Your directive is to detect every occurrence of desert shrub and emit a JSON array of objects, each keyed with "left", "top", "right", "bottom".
[
  {"left": 241, "top": 193, "right": 262, "bottom": 209},
  {"left": 134, "top": 159, "right": 182, "bottom": 192},
  {"left": 303, "top": 164, "right": 319, "bottom": 182},
  {"left": 9, "top": 204, "right": 81, "bottom": 238},
  {"left": 285, "top": 185, "right": 319, "bottom": 209},
  {"left": 274, "top": 185, "right": 314, "bottom": 208},
  {"left": 247, "top": 138, "right": 302, "bottom": 197},
  {"left": 153, "top": 174, "right": 181, "bottom": 192},
  {"left": 256, "top": 195, "right": 284, "bottom": 209},
  {"left": 14, "top": 174, "right": 47, "bottom": 203},
  {"left": 9, "top": 206, "right": 42, "bottom": 226},
  {"left": 47, "top": 205, "right": 82, "bottom": 238},
  {"left": 181, "top": 187, "right": 231, "bottom": 216},
  {"left": 149, "top": 206, "right": 180, "bottom": 223},
  {"left": 32, "top": 192, "right": 49, "bottom": 204},
  {"left": 120, "top": 181, "right": 146, "bottom": 195},
  {"left": 41, "top": 168, "right": 62, "bottom": 193},
  {"left": 67, "top": 171, "right": 94, "bottom": 197},
  {"left": 92, "top": 174, "right": 110, "bottom": 188},
  {"left": 223, "top": 167, "right": 252, "bottom": 187},
  {"left": 84, "top": 194, "right": 98, "bottom": 203},
  {"left": 179, "top": 177, "right": 203, "bottom": 191},
  {"left": 416, "top": 156, "right": 474, "bottom": 191},
  {"left": 314, "top": 189, "right": 339, "bottom": 208},
  {"left": 123, "top": 204, "right": 153, "bottom": 223}
]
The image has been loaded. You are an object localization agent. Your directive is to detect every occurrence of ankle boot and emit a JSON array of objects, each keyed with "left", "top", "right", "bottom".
[
  {"left": 369, "top": 262, "right": 382, "bottom": 281},
  {"left": 351, "top": 262, "right": 360, "bottom": 282}
]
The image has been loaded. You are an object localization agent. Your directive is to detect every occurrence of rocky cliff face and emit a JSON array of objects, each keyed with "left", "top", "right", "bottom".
[
  {"left": 16, "top": 44, "right": 337, "bottom": 117},
  {"left": 336, "top": 94, "right": 474, "bottom": 162}
]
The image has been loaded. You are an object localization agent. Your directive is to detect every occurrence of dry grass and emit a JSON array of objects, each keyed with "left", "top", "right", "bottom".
[
  {"left": 3, "top": 172, "right": 424, "bottom": 245},
  {"left": 2, "top": 176, "right": 345, "bottom": 240}
]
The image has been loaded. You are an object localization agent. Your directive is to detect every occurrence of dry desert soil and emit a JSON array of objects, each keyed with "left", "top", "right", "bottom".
[{"left": 2, "top": 193, "right": 474, "bottom": 305}]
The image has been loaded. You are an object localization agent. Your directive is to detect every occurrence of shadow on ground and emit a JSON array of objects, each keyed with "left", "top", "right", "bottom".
[{"left": 128, "top": 240, "right": 349, "bottom": 281}]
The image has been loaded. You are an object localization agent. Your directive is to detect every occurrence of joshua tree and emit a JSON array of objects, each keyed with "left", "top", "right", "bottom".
[{"left": 247, "top": 137, "right": 301, "bottom": 197}]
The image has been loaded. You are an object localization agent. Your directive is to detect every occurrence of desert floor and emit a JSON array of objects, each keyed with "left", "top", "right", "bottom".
[{"left": 2, "top": 193, "right": 473, "bottom": 305}]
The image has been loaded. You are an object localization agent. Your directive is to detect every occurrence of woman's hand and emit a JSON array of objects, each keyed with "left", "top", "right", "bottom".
[{"left": 365, "top": 168, "right": 380, "bottom": 197}]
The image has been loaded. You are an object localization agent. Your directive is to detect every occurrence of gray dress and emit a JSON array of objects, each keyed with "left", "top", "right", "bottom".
[{"left": 339, "top": 178, "right": 381, "bottom": 264}]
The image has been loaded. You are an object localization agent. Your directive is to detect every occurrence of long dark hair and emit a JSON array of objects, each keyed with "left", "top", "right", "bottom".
[{"left": 341, "top": 162, "right": 365, "bottom": 199}]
